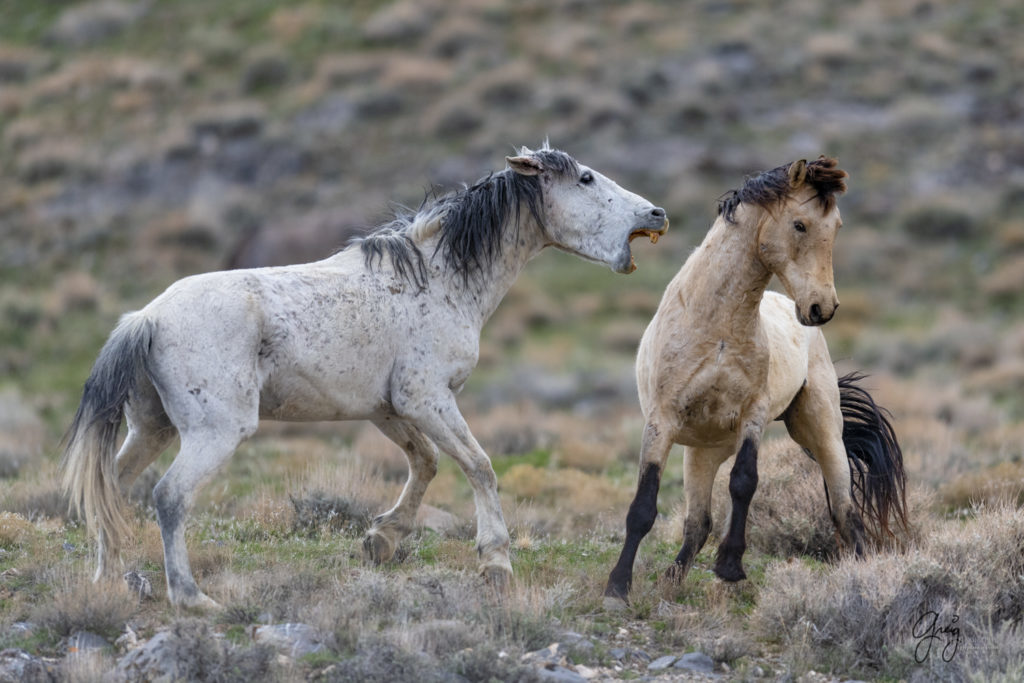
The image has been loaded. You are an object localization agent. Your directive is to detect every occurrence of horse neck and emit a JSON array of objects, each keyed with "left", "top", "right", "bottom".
[
  {"left": 681, "top": 210, "right": 772, "bottom": 337},
  {"left": 440, "top": 213, "right": 547, "bottom": 327}
]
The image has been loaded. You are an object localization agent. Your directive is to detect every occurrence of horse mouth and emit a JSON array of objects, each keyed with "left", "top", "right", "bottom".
[{"left": 627, "top": 220, "right": 669, "bottom": 272}]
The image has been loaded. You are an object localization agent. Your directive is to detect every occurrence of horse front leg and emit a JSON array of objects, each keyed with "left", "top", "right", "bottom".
[
  {"left": 603, "top": 421, "right": 673, "bottom": 606},
  {"left": 712, "top": 422, "right": 764, "bottom": 582},
  {"left": 363, "top": 418, "right": 439, "bottom": 564},
  {"left": 402, "top": 393, "right": 512, "bottom": 591}
]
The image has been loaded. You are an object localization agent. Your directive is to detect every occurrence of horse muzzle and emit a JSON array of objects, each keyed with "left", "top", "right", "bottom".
[
  {"left": 797, "top": 300, "right": 839, "bottom": 326},
  {"left": 625, "top": 210, "right": 669, "bottom": 272}
]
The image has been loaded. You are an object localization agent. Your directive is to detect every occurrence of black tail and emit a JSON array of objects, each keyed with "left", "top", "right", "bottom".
[
  {"left": 61, "top": 313, "right": 153, "bottom": 548},
  {"left": 838, "top": 372, "right": 908, "bottom": 539}
]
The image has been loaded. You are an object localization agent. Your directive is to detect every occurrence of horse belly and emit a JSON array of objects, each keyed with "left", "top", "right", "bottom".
[{"left": 259, "top": 360, "right": 390, "bottom": 421}]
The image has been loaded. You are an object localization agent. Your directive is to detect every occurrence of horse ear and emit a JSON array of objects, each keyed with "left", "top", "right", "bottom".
[
  {"left": 506, "top": 155, "right": 543, "bottom": 176},
  {"left": 788, "top": 159, "right": 808, "bottom": 187}
]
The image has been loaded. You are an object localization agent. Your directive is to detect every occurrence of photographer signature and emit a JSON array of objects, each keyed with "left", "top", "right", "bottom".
[{"left": 912, "top": 610, "right": 962, "bottom": 663}]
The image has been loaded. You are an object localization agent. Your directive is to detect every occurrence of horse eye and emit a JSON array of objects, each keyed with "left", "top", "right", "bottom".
[
  {"left": 580, "top": 171, "right": 594, "bottom": 185},
  {"left": 794, "top": 221, "right": 806, "bottom": 233}
]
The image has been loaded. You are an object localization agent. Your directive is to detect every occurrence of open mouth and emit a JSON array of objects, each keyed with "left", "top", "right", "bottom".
[{"left": 627, "top": 220, "right": 669, "bottom": 272}]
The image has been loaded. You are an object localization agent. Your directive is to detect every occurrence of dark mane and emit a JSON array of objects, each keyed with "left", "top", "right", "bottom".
[
  {"left": 718, "top": 156, "right": 848, "bottom": 223},
  {"left": 353, "top": 148, "right": 579, "bottom": 287}
]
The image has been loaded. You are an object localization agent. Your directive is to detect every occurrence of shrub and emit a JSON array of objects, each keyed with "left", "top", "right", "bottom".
[
  {"left": 32, "top": 573, "right": 137, "bottom": 639},
  {"left": 290, "top": 491, "right": 373, "bottom": 537}
]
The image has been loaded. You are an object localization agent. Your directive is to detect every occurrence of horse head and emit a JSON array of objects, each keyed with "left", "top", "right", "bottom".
[
  {"left": 506, "top": 146, "right": 668, "bottom": 274},
  {"left": 753, "top": 157, "right": 847, "bottom": 326}
]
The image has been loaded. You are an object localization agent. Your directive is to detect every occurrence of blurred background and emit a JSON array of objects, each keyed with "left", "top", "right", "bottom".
[{"left": 2, "top": 0, "right": 1023, "bottom": 515}]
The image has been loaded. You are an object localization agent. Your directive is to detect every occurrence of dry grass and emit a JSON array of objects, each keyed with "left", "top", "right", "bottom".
[
  {"left": 753, "top": 501, "right": 1024, "bottom": 679},
  {"left": 31, "top": 570, "right": 138, "bottom": 639}
]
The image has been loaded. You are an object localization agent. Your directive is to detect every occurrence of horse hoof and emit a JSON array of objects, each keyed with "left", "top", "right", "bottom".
[
  {"left": 174, "top": 591, "right": 221, "bottom": 611},
  {"left": 602, "top": 595, "right": 628, "bottom": 612},
  {"left": 362, "top": 530, "right": 396, "bottom": 564},
  {"left": 712, "top": 560, "right": 746, "bottom": 583}
]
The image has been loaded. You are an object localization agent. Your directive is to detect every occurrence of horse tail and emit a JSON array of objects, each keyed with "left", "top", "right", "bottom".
[
  {"left": 837, "top": 371, "right": 908, "bottom": 540},
  {"left": 61, "top": 313, "right": 154, "bottom": 551}
]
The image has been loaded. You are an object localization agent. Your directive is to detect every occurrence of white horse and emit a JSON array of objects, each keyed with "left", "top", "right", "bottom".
[
  {"left": 604, "top": 157, "right": 906, "bottom": 605},
  {"left": 62, "top": 144, "right": 668, "bottom": 608}
]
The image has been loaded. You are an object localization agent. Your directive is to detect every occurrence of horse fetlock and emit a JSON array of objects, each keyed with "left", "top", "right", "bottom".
[
  {"left": 663, "top": 560, "right": 691, "bottom": 584},
  {"left": 480, "top": 561, "right": 513, "bottom": 596}
]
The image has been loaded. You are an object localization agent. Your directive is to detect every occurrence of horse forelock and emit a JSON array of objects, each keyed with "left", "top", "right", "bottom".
[{"left": 718, "top": 156, "right": 848, "bottom": 223}]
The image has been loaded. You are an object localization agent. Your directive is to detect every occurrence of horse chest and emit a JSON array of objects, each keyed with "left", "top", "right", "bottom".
[{"left": 665, "top": 342, "right": 767, "bottom": 445}]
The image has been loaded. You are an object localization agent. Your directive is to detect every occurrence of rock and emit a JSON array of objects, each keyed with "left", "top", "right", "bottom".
[
  {"left": 67, "top": 631, "right": 109, "bottom": 657},
  {"left": 249, "top": 623, "right": 326, "bottom": 658},
  {"left": 415, "top": 504, "right": 461, "bottom": 536},
  {"left": 112, "top": 631, "right": 182, "bottom": 681},
  {"left": 0, "top": 648, "right": 55, "bottom": 683},
  {"left": 123, "top": 571, "right": 153, "bottom": 599},
  {"left": 537, "top": 664, "right": 587, "bottom": 682},
  {"left": 522, "top": 643, "right": 562, "bottom": 665},
  {"left": 648, "top": 654, "right": 677, "bottom": 670},
  {"left": 114, "top": 625, "right": 140, "bottom": 653},
  {"left": 609, "top": 647, "right": 627, "bottom": 660},
  {"left": 8, "top": 622, "right": 35, "bottom": 637},
  {"left": 674, "top": 651, "right": 715, "bottom": 674}
]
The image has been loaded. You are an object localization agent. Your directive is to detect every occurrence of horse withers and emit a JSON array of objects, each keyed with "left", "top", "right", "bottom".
[
  {"left": 62, "top": 144, "right": 668, "bottom": 608},
  {"left": 604, "top": 157, "right": 907, "bottom": 606}
]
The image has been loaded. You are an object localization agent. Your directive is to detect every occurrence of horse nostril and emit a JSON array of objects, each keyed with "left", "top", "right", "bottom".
[
  {"left": 810, "top": 303, "right": 822, "bottom": 322},
  {"left": 651, "top": 207, "right": 666, "bottom": 218}
]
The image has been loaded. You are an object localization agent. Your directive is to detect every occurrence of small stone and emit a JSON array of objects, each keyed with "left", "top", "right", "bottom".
[
  {"left": 123, "top": 571, "right": 152, "bottom": 600},
  {"left": 648, "top": 654, "right": 677, "bottom": 670},
  {"left": 674, "top": 651, "right": 715, "bottom": 673},
  {"left": 751, "top": 665, "right": 766, "bottom": 677},
  {"left": 250, "top": 623, "right": 326, "bottom": 658},
  {"left": 609, "top": 647, "right": 627, "bottom": 660}
]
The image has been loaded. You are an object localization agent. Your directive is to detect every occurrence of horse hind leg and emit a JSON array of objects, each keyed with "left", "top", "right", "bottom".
[
  {"left": 363, "top": 418, "right": 439, "bottom": 564},
  {"left": 95, "top": 384, "right": 176, "bottom": 582},
  {"left": 783, "top": 379, "right": 867, "bottom": 557},
  {"left": 668, "top": 445, "right": 732, "bottom": 582},
  {"left": 153, "top": 420, "right": 254, "bottom": 609}
]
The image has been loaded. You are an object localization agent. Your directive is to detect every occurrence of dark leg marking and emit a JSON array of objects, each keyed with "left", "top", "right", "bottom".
[
  {"left": 604, "top": 462, "right": 661, "bottom": 600},
  {"left": 667, "top": 510, "right": 712, "bottom": 582},
  {"left": 713, "top": 438, "right": 758, "bottom": 582}
]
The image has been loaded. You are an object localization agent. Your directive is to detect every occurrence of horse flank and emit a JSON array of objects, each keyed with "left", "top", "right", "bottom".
[{"left": 353, "top": 147, "right": 580, "bottom": 286}]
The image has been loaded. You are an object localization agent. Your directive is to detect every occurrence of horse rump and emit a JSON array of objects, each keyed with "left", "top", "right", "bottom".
[{"left": 838, "top": 371, "right": 908, "bottom": 540}]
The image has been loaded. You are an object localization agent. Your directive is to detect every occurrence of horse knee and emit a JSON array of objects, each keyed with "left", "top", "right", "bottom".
[
  {"left": 727, "top": 439, "right": 758, "bottom": 502},
  {"left": 626, "top": 463, "right": 661, "bottom": 536}
]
